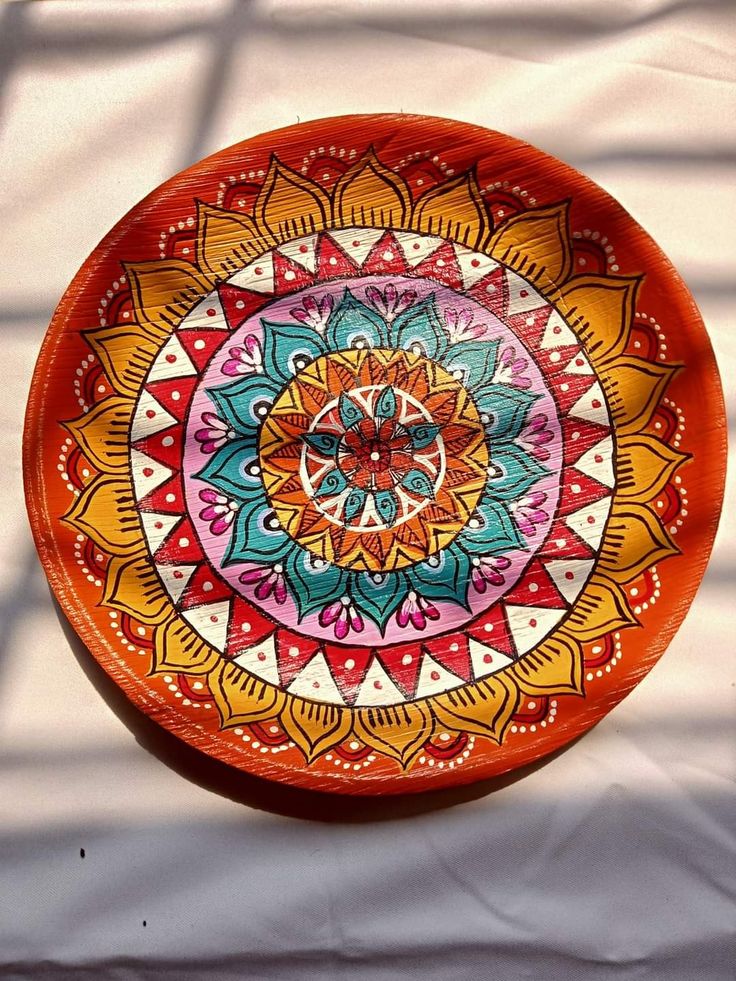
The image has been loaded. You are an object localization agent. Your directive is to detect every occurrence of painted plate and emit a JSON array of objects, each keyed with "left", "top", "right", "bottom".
[{"left": 24, "top": 115, "right": 725, "bottom": 795}]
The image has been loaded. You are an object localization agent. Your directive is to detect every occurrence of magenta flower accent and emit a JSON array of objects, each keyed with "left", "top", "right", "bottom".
[
  {"left": 319, "top": 597, "right": 364, "bottom": 640},
  {"left": 365, "top": 283, "right": 417, "bottom": 321},
  {"left": 198, "top": 488, "right": 238, "bottom": 536},
  {"left": 194, "top": 412, "right": 235, "bottom": 454},
  {"left": 513, "top": 491, "right": 549, "bottom": 537},
  {"left": 239, "top": 564, "right": 287, "bottom": 605},
  {"left": 471, "top": 555, "right": 512, "bottom": 593},
  {"left": 444, "top": 308, "right": 486, "bottom": 343},
  {"left": 222, "top": 335, "right": 263, "bottom": 376},
  {"left": 290, "top": 294, "right": 334, "bottom": 332},
  {"left": 520, "top": 413, "right": 555, "bottom": 462},
  {"left": 493, "top": 344, "right": 532, "bottom": 388},
  {"left": 396, "top": 591, "right": 440, "bottom": 630}
]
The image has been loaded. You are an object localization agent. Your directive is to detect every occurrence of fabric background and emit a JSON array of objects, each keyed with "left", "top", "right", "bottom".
[{"left": 1, "top": 1, "right": 734, "bottom": 978}]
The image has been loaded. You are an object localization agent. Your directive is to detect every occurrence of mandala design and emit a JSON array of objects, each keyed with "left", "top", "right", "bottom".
[{"left": 26, "top": 117, "right": 724, "bottom": 793}]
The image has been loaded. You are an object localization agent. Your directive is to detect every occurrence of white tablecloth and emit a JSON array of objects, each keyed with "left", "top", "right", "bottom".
[{"left": 1, "top": 2, "right": 734, "bottom": 978}]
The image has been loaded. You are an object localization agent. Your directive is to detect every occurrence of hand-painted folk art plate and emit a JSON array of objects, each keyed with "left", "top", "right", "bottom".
[{"left": 25, "top": 115, "right": 725, "bottom": 796}]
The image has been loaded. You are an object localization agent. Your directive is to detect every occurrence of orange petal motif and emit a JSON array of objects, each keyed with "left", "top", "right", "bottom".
[
  {"left": 209, "top": 662, "right": 287, "bottom": 726},
  {"left": 256, "top": 158, "right": 330, "bottom": 240},
  {"left": 62, "top": 398, "right": 133, "bottom": 474},
  {"left": 280, "top": 698, "right": 352, "bottom": 763},
  {"left": 432, "top": 675, "right": 520, "bottom": 742},
  {"left": 196, "top": 202, "right": 275, "bottom": 280},
  {"left": 489, "top": 202, "right": 573, "bottom": 289},
  {"left": 510, "top": 632, "right": 584, "bottom": 697},
  {"left": 353, "top": 703, "right": 434, "bottom": 768},
  {"left": 333, "top": 149, "right": 411, "bottom": 228},
  {"left": 62, "top": 476, "right": 140, "bottom": 555},
  {"left": 413, "top": 172, "right": 489, "bottom": 249},
  {"left": 560, "top": 274, "right": 640, "bottom": 366},
  {"left": 124, "top": 259, "right": 213, "bottom": 342}
]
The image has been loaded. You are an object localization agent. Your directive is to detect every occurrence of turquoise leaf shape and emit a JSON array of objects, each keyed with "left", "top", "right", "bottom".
[
  {"left": 284, "top": 549, "right": 348, "bottom": 620},
  {"left": 302, "top": 432, "right": 340, "bottom": 456},
  {"left": 192, "top": 438, "right": 262, "bottom": 502},
  {"left": 407, "top": 543, "right": 471, "bottom": 607},
  {"left": 325, "top": 288, "right": 388, "bottom": 350},
  {"left": 474, "top": 383, "right": 541, "bottom": 442},
  {"left": 313, "top": 468, "right": 348, "bottom": 498},
  {"left": 344, "top": 487, "right": 367, "bottom": 523},
  {"left": 406, "top": 423, "right": 440, "bottom": 450},
  {"left": 441, "top": 339, "right": 500, "bottom": 390},
  {"left": 338, "top": 392, "right": 364, "bottom": 428},
  {"left": 206, "top": 374, "right": 280, "bottom": 436},
  {"left": 351, "top": 570, "right": 407, "bottom": 632},
  {"left": 223, "top": 500, "right": 290, "bottom": 566},
  {"left": 374, "top": 489, "right": 398, "bottom": 526},
  {"left": 374, "top": 385, "right": 397, "bottom": 419},
  {"left": 485, "top": 443, "right": 548, "bottom": 502},
  {"left": 260, "top": 320, "right": 327, "bottom": 383},
  {"left": 458, "top": 496, "right": 525, "bottom": 556},
  {"left": 400, "top": 468, "right": 435, "bottom": 500},
  {"left": 392, "top": 294, "right": 448, "bottom": 360}
]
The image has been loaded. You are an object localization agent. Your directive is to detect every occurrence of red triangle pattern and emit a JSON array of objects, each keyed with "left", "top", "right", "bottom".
[
  {"left": 549, "top": 373, "right": 596, "bottom": 415},
  {"left": 502, "top": 559, "right": 568, "bottom": 609},
  {"left": 226, "top": 598, "right": 277, "bottom": 657},
  {"left": 421, "top": 634, "right": 472, "bottom": 682},
  {"left": 506, "top": 305, "right": 554, "bottom": 349},
  {"left": 136, "top": 474, "right": 186, "bottom": 514},
  {"left": 362, "top": 231, "right": 410, "bottom": 276},
  {"left": 154, "top": 516, "right": 205, "bottom": 565},
  {"left": 537, "top": 517, "right": 596, "bottom": 560},
  {"left": 557, "top": 468, "right": 610, "bottom": 517},
  {"left": 132, "top": 423, "right": 182, "bottom": 470},
  {"left": 411, "top": 241, "right": 462, "bottom": 288},
  {"left": 218, "top": 284, "right": 271, "bottom": 330},
  {"left": 178, "top": 330, "right": 228, "bottom": 373},
  {"left": 179, "top": 563, "right": 233, "bottom": 611},
  {"left": 561, "top": 417, "right": 611, "bottom": 467},
  {"left": 374, "top": 642, "right": 423, "bottom": 699},
  {"left": 276, "top": 629, "right": 320, "bottom": 687},
  {"left": 468, "top": 266, "right": 509, "bottom": 319},
  {"left": 317, "top": 234, "right": 359, "bottom": 279},
  {"left": 322, "top": 643, "right": 374, "bottom": 706},
  {"left": 466, "top": 603, "right": 517, "bottom": 656},
  {"left": 146, "top": 376, "right": 198, "bottom": 422},
  {"left": 273, "top": 251, "right": 316, "bottom": 294}
]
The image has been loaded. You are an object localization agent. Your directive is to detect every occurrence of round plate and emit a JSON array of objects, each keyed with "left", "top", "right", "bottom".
[{"left": 24, "top": 114, "right": 725, "bottom": 796}]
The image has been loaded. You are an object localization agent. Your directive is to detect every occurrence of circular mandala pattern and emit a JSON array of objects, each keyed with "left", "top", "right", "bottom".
[{"left": 25, "top": 116, "right": 725, "bottom": 794}]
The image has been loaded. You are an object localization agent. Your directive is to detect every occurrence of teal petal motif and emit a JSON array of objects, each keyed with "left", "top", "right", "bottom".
[
  {"left": 392, "top": 294, "right": 447, "bottom": 360},
  {"left": 207, "top": 375, "right": 280, "bottom": 435},
  {"left": 407, "top": 544, "right": 471, "bottom": 607},
  {"left": 374, "top": 489, "right": 398, "bottom": 526},
  {"left": 475, "top": 384, "right": 541, "bottom": 442},
  {"left": 485, "top": 444, "right": 548, "bottom": 502},
  {"left": 223, "top": 500, "right": 290, "bottom": 566},
  {"left": 374, "top": 385, "right": 397, "bottom": 419},
  {"left": 302, "top": 432, "right": 340, "bottom": 456},
  {"left": 351, "top": 570, "right": 407, "bottom": 631},
  {"left": 441, "top": 339, "right": 500, "bottom": 390},
  {"left": 406, "top": 423, "right": 440, "bottom": 450},
  {"left": 193, "top": 438, "right": 261, "bottom": 501},
  {"left": 284, "top": 549, "right": 348, "bottom": 620},
  {"left": 344, "top": 488, "right": 367, "bottom": 523},
  {"left": 400, "top": 468, "right": 435, "bottom": 500},
  {"left": 260, "top": 320, "right": 327, "bottom": 383},
  {"left": 338, "top": 392, "right": 364, "bottom": 429},
  {"left": 325, "top": 288, "right": 387, "bottom": 350},
  {"left": 313, "top": 467, "right": 348, "bottom": 498},
  {"left": 458, "top": 496, "right": 525, "bottom": 556}
]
